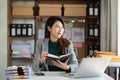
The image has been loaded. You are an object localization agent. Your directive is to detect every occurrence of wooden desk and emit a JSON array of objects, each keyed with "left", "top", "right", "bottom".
[
  {"left": 95, "top": 52, "right": 120, "bottom": 62},
  {"left": 9, "top": 72, "right": 114, "bottom": 80}
]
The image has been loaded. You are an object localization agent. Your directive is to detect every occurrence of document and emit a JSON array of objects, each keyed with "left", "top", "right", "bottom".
[
  {"left": 38, "top": 29, "right": 45, "bottom": 39},
  {"left": 46, "top": 53, "right": 72, "bottom": 65},
  {"left": 72, "top": 28, "right": 85, "bottom": 42}
]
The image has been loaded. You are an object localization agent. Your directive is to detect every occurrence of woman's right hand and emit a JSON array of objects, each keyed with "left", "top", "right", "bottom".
[{"left": 39, "top": 51, "right": 48, "bottom": 64}]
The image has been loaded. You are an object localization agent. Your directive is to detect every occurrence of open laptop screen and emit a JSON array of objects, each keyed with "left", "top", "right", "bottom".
[{"left": 70, "top": 57, "right": 111, "bottom": 78}]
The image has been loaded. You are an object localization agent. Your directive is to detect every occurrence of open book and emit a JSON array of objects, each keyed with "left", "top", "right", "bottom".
[{"left": 46, "top": 53, "right": 72, "bottom": 65}]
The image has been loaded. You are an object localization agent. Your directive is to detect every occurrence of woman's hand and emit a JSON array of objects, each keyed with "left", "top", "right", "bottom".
[
  {"left": 52, "top": 58, "right": 70, "bottom": 70},
  {"left": 39, "top": 51, "right": 48, "bottom": 64}
]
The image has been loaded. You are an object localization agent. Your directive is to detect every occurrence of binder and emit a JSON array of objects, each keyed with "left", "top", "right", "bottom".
[
  {"left": 10, "top": 24, "right": 16, "bottom": 36},
  {"left": 94, "top": 4, "right": 99, "bottom": 16},
  {"left": 88, "top": 24, "right": 94, "bottom": 37},
  {"left": 94, "top": 25, "right": 99, "bottom": 37},
  {"left": 27, "top": 24, "right": 33, "bottom": 36},
  {"left": 88, "top": 46, "right": 94, "bottom": 57},
  {"left": 88, "top": 4, "right": 93, "bottom": 16},
  {"left": 16, "top": 24, "right": 22, "bottom": 36},
  {"left": 22, "top": 24, "right": 27, "bottom": 36}
]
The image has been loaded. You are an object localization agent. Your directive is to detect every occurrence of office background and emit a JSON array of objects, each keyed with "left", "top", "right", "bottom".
[{"left": 0, "top": 0, "right": 119, "bottom": 80}]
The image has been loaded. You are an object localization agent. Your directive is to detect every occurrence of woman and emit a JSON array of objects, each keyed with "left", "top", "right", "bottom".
[{"left": 33, "top": 16, "right": 78, "bottom": 73}]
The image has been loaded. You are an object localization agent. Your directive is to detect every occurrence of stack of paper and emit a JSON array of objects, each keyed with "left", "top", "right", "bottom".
[{"left": 5, "top": 65, "right": 32, "bottom": 79}]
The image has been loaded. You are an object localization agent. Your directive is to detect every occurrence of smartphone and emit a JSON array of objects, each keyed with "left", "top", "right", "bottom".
[{"left": 34, "top": 72, "right": 45, "bottom": 76}]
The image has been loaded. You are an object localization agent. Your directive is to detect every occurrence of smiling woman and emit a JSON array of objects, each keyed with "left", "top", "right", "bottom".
[{"left": 33, "top": 16, "right": 78, "bottom": 73}]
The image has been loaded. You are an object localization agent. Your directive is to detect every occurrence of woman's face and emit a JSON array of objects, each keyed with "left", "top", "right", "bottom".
[{"left": 48, "top": 21, "right": 64, "bottom": 41}]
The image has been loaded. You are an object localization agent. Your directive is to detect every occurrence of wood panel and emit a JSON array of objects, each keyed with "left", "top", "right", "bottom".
[
  {"left": 8, "top": 0, "right": 13, "bottom": 66},
  {"left": 64, "top": 4, "right": 87, "bottom": 16},
  {"left": 39, "top": 4, "right": 62, "bottom": 16},
  {"left": 12, "top": 4, "right": 34, "bottom": 16}
]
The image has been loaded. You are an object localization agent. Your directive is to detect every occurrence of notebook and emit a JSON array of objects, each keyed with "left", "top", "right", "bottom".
[
  {"left": 66, "top": 57, "right": 111, "bottom": 78},
  {"left": 46, "top": 53, "right": 72, "bottom": 65}
]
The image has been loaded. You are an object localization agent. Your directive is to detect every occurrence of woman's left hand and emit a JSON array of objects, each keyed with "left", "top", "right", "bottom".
[{"left": 52, "top": 58, "right": 70, "bottom": 70}]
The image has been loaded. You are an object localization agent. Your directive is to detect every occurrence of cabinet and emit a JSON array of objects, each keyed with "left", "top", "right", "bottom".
[
  {"left": 8, "top": 0, "right": 101, "bottom": 66},
  {"left": 8, "top": 0, "right": 35, "bottom": 66},
  {"left": 86, "top": 0, "right": 101, "bottom": 56}
]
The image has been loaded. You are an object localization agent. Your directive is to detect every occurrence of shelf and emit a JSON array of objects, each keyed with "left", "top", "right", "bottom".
[
  {"left": 87, "top": 44, "right": 100, "bottom": 46},
  {"left": 11, "top": 54, "right": 34, "bottom": 60},
  {"left": 87, "top": 0, "right": 100, "bottom": 3},
  {"left": 37, "top": 0, "right": 87, "bottom": 4},
  {"left": 36, "top": 16, "right": 86, "bottom": 19},
  {"left": 12, "top": 57, "right": 33, "bottom": 60},
  {"left": 13, "top": 15, "right": 87, "bottom": 20},
  {"left": 86, "top": 37, "right": 100, "bottom": 39},
  {"left": 13, "top": 0, "right": 35, "bottom": 1},
  {"left": 11, "top": 35, "right": 35, "bottom": 39},
  {"left": 13, "top": 15, "right": 35, "bottom": 19},
  {"left": 87, "top": 16, "right": 100, "bottom": 19},
  {"left": 12, "top": 0, "right": 87, "bottom": 4}
]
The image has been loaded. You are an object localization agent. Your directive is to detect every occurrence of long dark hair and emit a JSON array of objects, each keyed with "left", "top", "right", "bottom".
[{"left": 45, "top": 16, "right": 70, "bottom": 54}]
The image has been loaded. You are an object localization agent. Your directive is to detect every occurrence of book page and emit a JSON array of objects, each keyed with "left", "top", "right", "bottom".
[
  {"left": 60, "top": 54, "right": 71, "bottom": 58},
  {"left": 47, "top": 54, "right": 59, "bottom": 59}
]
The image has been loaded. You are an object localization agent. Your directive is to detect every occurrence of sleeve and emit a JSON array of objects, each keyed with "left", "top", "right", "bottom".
[
  {"left": 67, "top": 41, "right": 79, "bottom": 73},
  {"left": 33, "top": 39, "right": 41, "bottom": 72},
  {"left": 33, "top": 39, "right": 47, "bottom": 72}
]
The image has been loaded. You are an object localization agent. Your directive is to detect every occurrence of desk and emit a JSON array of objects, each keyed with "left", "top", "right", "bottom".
[
  {"left": 10, "top": 72, "right": 114, "bottom": 80},
  {"left": 94, "top": 52, "right": 120, "bottom": 62}
]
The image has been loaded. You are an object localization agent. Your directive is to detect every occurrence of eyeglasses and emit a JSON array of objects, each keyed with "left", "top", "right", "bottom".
[{"left": 55, "top": 26, "right": 64, "bottom": 30}]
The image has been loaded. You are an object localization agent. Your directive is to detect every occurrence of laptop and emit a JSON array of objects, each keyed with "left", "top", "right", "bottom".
[{"left": 66, "top": 57, "right": 111, "bottom": 78}]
